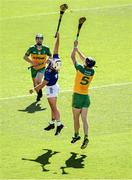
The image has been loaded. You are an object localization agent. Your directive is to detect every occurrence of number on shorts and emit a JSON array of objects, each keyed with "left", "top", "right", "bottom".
[{"left": 50, "top": 88, "right": 53, "bottom": 94}]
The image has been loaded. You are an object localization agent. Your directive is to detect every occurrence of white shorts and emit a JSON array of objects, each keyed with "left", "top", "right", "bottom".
[{"left": 46, "top": 84, "right": 59, "bottom": 98}]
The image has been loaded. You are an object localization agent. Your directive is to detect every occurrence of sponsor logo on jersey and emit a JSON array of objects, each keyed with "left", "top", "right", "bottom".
[{"left": 84, "top": 70, "right": 92, "bottom": 76}]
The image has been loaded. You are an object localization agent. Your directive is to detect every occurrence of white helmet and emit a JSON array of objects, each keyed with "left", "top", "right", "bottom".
[{"left": 51, "top": 58, "right": 62, "bottom": 71}]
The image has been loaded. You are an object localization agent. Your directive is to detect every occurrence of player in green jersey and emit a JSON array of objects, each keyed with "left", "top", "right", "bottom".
[
  {"left": 71, "top": 40, "right": 96, "bottom": 149},
  {"left": 23, "top": 34, "right": 52, "bottom": 101}
]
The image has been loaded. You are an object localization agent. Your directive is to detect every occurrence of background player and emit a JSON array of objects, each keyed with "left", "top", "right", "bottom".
[
  {"left": 71, "top": 40, "right": 96, "bottom": 149},
  {"left": 23, "top": 34, "right": 52, "bottom": 101}
]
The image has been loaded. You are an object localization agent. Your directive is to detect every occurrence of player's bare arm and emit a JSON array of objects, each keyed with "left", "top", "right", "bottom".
[
  {"left": 76, "top": 49, "right": 86, "bottom": 63},
  {"left": 71, "top": 40, "right": 78, "bottom": 66},
  {"left": 53, "top": 32, "right": 59, "bottom": 54},
  {"left": 29, "top": 80, "right": 48, "bottom": 94},
  {"left": 23, "top": 54, "right": 37, "bottom": 66}
]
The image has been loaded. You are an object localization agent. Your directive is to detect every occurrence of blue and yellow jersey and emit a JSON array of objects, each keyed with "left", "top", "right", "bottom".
[
  {"left": 25, "top": 45, "right": 51, "bottom": 70},
  {"left": 73, "top": 63, "right": 95, "bottom": 95}
]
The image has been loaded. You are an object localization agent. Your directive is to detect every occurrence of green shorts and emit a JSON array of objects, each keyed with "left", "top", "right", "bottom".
[
  {"left": 72, "top": 93, "right": 90, "bottom": 109},
  {"left": 31, "top": 67, "right": 45, "bottom": 78}
]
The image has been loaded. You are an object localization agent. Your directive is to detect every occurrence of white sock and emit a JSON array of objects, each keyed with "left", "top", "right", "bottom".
[
  {"left": 57, "top": 120, "right": 62, "bottom": 126},
  {"left": 50, "top": 120, "right": 55, "bottom": 125}
]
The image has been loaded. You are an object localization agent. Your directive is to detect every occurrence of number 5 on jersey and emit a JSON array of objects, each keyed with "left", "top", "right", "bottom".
[{"left": 80, "top": 76, "right": 90, "bottom": 85}]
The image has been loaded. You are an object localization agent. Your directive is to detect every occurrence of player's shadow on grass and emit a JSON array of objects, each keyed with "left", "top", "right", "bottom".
[
  {"left": 18, "top": 101, "right": 46, "bottom": 113},
  {"left": 60, "top": 152, "right": 87, "bottom": 174},
  {"left": 22, "top": 149, "right": 59, "bottom": 172}
]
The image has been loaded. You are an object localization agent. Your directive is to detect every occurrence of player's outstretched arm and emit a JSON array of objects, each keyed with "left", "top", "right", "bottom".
[
  {"left": 23, "top": 54, "right": 32, "bottom": 64},
  {"left": 71, "top": 40, "right": 78, "bottom": 66},
  {"left": 29, "top": 80, "right": 48, "bottom": 94},
  {"left": 53, "top": 32, "right": 59, "bottom": 54},
  {"left": 76, "top": 49, "right": 86, "bottom": 63}
]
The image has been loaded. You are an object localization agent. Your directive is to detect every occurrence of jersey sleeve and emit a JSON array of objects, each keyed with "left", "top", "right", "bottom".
[
  {"left": 53, "top": 54, "right": 59, "bottom": 59},
  {"left": 25, "top": 47, "right": 32, "bottom": 56},
  {"left": 74, "top": 63, "right": 83, "bottom": 71}
]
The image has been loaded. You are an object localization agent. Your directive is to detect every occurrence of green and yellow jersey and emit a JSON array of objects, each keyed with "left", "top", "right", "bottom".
[
  {"left": 25, "top": 45, "right": 51, "bottom": 70},
  {"left": 73, "top": 63, "right": 95, "bottom": 95}
]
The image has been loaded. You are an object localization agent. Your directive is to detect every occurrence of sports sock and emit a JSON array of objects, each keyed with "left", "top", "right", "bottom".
[
  {"left": 50, "top": 119, "right": 55, "bottom": 124},
  {"left": 84, "top": 134, "right": 88, "bottom": 139},
  {"left": 74, "top": 132, "right": 79, "bottom": 137},
  {"left": 56, "top": 120, "right": 62, "bottom": 126}
]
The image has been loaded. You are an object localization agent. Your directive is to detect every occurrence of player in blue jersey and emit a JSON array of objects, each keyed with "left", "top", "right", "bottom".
[{"left": 29, "top": 33, "right": 64, "bottom": 135}]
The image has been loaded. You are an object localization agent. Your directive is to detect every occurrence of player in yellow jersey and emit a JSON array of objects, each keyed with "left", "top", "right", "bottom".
[
  {"left": 71, "top": 40, "right": 96, "bottom": 149},
  {"left": 23, "top": 34, "right": 52, "bottom": 101}
]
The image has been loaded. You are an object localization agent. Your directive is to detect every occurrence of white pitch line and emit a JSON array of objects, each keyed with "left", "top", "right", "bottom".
[
  {"left": 60, "top": 81, "right": 132, "bottom": 92},
  {"left": 0, "top": 3, "right": 132, "bottom": 21},
  {"left": 73, "top": 3, "right": 132, "bottom": 12},
  {"left": 0, "top": 82, "right": 132, "bottom": 101},
  {"left": 0, "top": 11, "right": 58, "bottom": 21}
]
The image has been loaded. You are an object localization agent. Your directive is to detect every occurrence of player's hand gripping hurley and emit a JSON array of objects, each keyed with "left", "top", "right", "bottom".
[{"left": 55, "top": 4, "right": 68, "bottom": 38}]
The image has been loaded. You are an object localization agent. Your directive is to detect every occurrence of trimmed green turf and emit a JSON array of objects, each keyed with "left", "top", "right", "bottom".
[{"left": 0, "top": 0, "right": 132, "bottom": 179}]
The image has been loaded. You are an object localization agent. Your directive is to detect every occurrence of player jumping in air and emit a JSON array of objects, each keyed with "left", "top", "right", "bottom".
[
  {"left": 71, "top": 40, "right": 96, "bottom": 149},
  {"left": 24, "top": 34, "right": 52, "bottom": 102},
  {"left": 29, "top": 33, "right": 64, "bottom": 135}
]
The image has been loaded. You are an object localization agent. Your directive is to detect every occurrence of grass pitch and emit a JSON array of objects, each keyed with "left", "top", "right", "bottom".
[{"left": 0, "top": 0, "right": 132, "bottom": 179}]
